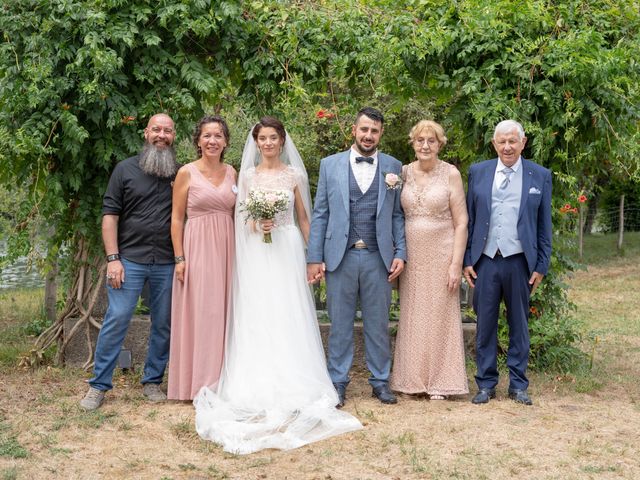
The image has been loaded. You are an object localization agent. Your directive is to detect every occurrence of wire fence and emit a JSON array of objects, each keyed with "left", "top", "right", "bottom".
[
  {"left": 574, "top": 198, "right": 639, "bottom": 257},
  {"left": 583, "top": 204, "right": 640, "bottom": 234}
]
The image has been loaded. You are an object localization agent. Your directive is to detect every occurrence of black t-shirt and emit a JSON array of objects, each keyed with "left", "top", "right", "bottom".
[{"left": 102, "top": 155, "right": 174, "bottom": 264}]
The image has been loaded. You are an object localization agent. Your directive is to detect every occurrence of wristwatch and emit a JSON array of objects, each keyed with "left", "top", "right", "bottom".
[
  {"left": 106, "top": 254, "right": 121, "bottom": 262},
  {"left": 174, "top": 256, "right": 185, "bottom": 263}
]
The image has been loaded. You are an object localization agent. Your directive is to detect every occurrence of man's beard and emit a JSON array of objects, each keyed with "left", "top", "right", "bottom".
[
  {"left": 139, "top": 142, "right": 178, "bottom": 178},
  {"left": 355, "top": 138, "right": 377, "bottom": 156}
]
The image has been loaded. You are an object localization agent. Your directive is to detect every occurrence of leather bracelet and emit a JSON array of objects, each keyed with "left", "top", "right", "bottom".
[
  {"left": 174, "top": 256, "right": 185, "bottom": 263},
  {"left": 106, "top": 254, "right": 120, "bottom": 262}
]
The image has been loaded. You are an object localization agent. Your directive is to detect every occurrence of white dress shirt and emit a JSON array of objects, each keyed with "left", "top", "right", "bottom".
[
  {"left": 349, "top": 147, "right": 378, "bottom": 193},
  {"left": 493, "top": 156, "right": 522, "bottom": 189}
]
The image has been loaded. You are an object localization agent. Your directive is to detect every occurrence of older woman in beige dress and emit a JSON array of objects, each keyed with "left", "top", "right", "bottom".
[{"left": 391, "top": 120, "right": 469, "bottom": 400}]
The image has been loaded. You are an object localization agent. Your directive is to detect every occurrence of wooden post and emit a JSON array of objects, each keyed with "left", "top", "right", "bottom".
[{"left": 617, "top": 194, "right": 625, "bottom": 251}]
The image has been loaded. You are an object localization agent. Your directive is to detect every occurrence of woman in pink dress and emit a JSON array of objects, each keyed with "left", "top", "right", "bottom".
[
  {"left": 391, "top": 120, "right": 469, "bottom": 400},
  {"left": 167, "top": 115, "right": 236, "bottom": 400}
]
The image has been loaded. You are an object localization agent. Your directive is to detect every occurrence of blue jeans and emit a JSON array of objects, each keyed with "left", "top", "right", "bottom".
[{"left": 90, "top": 258, "right": 174, "bottom": 391}]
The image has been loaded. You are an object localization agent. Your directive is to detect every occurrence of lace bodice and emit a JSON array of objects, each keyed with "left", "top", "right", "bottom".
[
  {"left": 401, "top": 161, "right": 452, "bottom": 221},
  {"left": 244, "top": 166, "right": 302, "bottom": 227}
]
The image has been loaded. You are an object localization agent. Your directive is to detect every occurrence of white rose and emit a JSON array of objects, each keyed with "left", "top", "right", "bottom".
[{"left": 385, "top": 173, "right": 399, "bottom": 186}]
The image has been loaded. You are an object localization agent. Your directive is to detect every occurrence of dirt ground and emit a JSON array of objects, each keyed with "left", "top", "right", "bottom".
[{"left": 1, "top": 264, "right": 639, "bottom": 479}]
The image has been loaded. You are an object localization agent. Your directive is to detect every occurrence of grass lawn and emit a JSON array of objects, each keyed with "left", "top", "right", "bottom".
[
  {"left": 568, "top": 231, "right": 640, "bottom": 336},
  {"left": 0, "top": 289, "right": 45, "bottom": 367},
  {"left": 564, "top": 232, "right": 640, "bottom": 400},
  {"left": 565, "top": 230, "right": 640, "bottom": 265}
]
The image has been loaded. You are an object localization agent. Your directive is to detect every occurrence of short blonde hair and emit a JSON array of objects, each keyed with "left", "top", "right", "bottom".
[{"left": 408, "top": 120, "right": 447, "bottom": 146}]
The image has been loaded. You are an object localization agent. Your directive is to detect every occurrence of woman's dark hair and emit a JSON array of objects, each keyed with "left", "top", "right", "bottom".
[
  {"left": 251, "top": 116, "right": 286, "bottom": 143},
  {"left": 193, "top": 115, "right": 230, "bottom": 162}
]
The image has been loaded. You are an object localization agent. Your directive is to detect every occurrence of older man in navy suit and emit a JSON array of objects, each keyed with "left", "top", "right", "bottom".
[
  {"left": 463, "top": 120, "right": 552, "bottom": 406},
  {"left": 307, "top": 107, "right": 406, "bottom": 408}
]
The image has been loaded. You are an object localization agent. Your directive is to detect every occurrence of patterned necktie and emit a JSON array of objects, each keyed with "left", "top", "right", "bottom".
[
  {"left": 499, "top": 167, "right": 514, "bottom": 189},
  {"left": 355, "top": 156, "right": 374, "bottom": 164}
]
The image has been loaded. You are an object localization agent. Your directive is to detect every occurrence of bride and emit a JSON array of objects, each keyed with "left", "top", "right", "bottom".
[{"left": 193, "top": 116, "right": 362, "bottom": 454}]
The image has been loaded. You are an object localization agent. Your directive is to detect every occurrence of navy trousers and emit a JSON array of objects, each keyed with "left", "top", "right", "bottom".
[{"left": 473, "top": 253, "right": 531, "bottom": 391}]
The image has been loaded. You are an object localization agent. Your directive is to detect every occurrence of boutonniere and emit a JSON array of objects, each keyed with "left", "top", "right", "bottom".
[{"left": 383, "top": 172, "right": 403, "bottom": 190}]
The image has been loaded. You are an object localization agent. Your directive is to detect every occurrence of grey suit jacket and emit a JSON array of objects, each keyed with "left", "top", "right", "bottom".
[{"left": 307, "top": 150, "right": 407, "bottom": 272}]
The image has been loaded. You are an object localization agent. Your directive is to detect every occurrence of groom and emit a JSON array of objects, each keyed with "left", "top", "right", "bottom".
[{"left": 307, "top": 107, "right": 406, "bottom": 407}]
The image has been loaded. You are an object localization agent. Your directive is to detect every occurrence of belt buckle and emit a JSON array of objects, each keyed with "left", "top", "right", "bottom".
[{"left": 354, "top": 240, "right": 367, "bottom": 249}]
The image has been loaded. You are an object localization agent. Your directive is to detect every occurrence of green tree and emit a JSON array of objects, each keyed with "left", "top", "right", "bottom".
[
  {"left": 0, "top": 0, "right": 244, "bottom": 363},
  {"left": 399, "top": 0, "right": 640, "bottom": 177},
  {"left": 0, "top": 0, "right": 391, "bottom": 363},
  {"left": 1, "top": 0, "right": 639, "bottom": 368}
]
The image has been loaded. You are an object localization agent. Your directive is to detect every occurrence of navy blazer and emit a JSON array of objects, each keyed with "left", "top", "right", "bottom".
[
  {"left": 464, "top": 158, "right": 552, "bottom": 275},
  {"left": 307, "top": 150, "right": 407, "bottom": 272}
]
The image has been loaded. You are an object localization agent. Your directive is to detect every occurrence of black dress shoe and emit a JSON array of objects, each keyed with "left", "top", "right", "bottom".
[
  {"left": 372, "top": 384, "right": 397, "bottom": 404},
  {"left": 471, "top": 388, "right": 496, "bottom": 404},
  {"left": 508, "top": 389, "right": 533, "bottom": 405},
  {"left": 334, "top": 384, "right": 346, "bottom": 408}
]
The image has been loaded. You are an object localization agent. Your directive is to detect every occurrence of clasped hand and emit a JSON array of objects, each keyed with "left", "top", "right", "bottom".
[
  {"left": 257, "top": 218, "right": 274, "bottom": 233},
  {"left": 307, "top": 263, "right": 325, "bottom": 284}
]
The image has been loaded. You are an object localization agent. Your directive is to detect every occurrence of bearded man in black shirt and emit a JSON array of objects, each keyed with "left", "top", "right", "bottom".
[{"left": 80, "top": 113, "right": 179, "bottom": 410}]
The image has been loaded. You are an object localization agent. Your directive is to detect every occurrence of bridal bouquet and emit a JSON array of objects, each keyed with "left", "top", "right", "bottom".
[{"left": 241, "top": 189, "right": 290, "bottom": 243}]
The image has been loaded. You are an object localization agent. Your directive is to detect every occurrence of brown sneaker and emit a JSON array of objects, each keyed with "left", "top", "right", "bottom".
[
  {"left": 80, "top": 386, "right": 105, "bottom": 411},
  {"left": 143, "top": 383, "right": 167, "bottom": 402}
]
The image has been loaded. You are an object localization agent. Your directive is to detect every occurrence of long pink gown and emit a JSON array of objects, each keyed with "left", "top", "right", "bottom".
[
  {"left": 391, "top": 161, "right": 469, "bottom": 396},
  {"left": 168, "top": 163, "right": 236, "bottom": 400}
]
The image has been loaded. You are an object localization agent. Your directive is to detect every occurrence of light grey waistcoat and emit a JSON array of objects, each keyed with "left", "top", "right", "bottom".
[{"left": 483, "top": 166, "right": 524, "bottom": 258}]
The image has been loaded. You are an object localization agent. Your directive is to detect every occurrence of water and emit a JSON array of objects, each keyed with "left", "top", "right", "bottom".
[{"left": 0, "top": 242, "right": 46, "bottom": 290}]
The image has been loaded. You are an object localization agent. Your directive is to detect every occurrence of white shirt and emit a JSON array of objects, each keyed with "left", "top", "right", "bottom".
[
  {"left": 493, "top": 156, "right": 522, "bottom": 190},
  {"left": 349, "top": 147, "right": 378, "bottom": 193}
]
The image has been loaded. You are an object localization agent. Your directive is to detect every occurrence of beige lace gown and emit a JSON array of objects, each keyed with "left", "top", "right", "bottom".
[{"left": 391, "top": 161, "right": 469, "bottom": 396}]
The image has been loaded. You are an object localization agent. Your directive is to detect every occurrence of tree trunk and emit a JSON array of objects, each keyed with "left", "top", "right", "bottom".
[
  {"left": 583, "top": 190, "right": 600, "bottom": 234},
  {"left": 44, "top": 259, "right": 58, "bottom": 323},
  {"left": 23, "top": 235, "right": 105, "bottom": 368}
]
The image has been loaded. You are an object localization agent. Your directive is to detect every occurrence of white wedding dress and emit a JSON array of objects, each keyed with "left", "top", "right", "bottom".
[{"left": 194, "top": 158, "right": 362, "bottom": 455}]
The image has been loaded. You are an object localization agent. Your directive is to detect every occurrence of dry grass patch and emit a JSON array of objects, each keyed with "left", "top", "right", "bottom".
[
  {"left": 1, "top": 251, "right": 639, "bottom": 478},
  {"left": 2, "top": 366, "right": 640, "bottom": 479}
]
